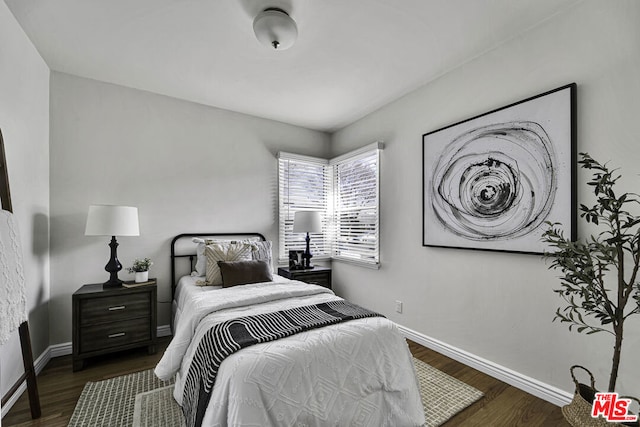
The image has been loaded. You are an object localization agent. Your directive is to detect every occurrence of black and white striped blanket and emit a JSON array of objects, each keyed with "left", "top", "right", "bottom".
[{"left": 181, "top": 300, "right": 383, "bottom": 427}]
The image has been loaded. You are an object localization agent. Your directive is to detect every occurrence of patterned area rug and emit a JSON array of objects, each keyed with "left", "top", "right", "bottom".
[
  {"left": 67, "top": 369, "right": 174, "bottom": 427},
  {"left": 413, "top": 357, "right": 484, "bottom": 426},
  {"left": 68, "top": 357, "right": 483, "bottom": 427}
]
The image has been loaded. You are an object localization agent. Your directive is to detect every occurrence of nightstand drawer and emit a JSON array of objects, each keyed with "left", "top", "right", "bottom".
[
  {"left": 278, "top": 267, "right": 332, "bottom": 289},
  {"left": 79, "top": 293, "right": 150, "bottom": 325},
  {"left": 79, "top": 318, "right": 151, "bottom": 353},
  {"left": 301, "top": 273, "right": 330, "bottom": 288}
]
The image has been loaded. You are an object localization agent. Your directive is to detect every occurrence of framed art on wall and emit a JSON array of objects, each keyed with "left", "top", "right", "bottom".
[{"left": 422, "top": 83, "right": 576, "bottom": 254}]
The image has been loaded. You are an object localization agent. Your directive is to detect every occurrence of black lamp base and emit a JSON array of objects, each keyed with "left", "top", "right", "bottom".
[
  {"left": 103, "top": 277, "right": 124, "bottom": 288},
  {"left": 302, "top": 232, "right": 314, "bottom": 269},
  {"left": 103, "top": 235, "right": 124, "bottom": 288}
]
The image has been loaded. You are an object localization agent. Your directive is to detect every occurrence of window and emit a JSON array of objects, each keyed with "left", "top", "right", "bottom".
[
  {"left": 277, "top": 153, "right": 331, "bottom": 261},
  {"left": 331, "top": 147, "right": 380, "bottom": 266},
  {"left": 278, "top": 142, "right": 382, "bottom": 268}
]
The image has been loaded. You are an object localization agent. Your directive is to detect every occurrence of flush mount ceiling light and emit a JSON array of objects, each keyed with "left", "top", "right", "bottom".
[{"left": 253, "top": 7, "right": 297, "bottom": 51}]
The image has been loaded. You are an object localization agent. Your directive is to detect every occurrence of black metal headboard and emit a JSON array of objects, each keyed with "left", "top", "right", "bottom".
[{"left": 170, "top": 232, "right": 267, "bottom": 299}]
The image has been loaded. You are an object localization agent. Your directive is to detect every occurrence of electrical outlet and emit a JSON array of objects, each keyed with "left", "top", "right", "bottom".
[{"left": 395, "top": 300, "right": 403, "bottom": 313}]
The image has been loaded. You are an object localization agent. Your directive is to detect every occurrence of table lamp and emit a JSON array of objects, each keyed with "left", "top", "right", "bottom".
[
  {"left": 293, "top": 211, "right": 322, "bottom": 269},
  {"left": 85, "top": 205, "right": 139, "bottom": 287}
]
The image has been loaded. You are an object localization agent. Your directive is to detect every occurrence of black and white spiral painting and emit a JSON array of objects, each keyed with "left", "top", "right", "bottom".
[{"left": 422, "top": 84, "right": 576, "bottom": 254}]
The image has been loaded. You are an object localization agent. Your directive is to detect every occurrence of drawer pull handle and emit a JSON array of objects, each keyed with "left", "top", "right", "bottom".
[
  {"left": 108, "top": 332, "right": 126, "bottom": 338},
  {"left": 108, "top": 306, "right": 126, "bottom": 311}
]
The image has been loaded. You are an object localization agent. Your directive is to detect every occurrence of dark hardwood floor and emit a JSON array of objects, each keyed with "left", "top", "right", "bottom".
[
  {"left": 2, "top": 340, "right": 169, "bottom": 427},
  {"left": 407, "top": 341, "right": 569, "bottom": 426},
  {"left": 3, "top": 337, "right": 569, "bottom": 426}
]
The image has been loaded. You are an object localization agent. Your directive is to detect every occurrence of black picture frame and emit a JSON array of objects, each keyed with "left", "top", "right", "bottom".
[
  {"left": 288, "top": 250, "right": 305, "bottom": 270},
  {"left": 422, "top": 83, "right": 577, "bottom": 254}
]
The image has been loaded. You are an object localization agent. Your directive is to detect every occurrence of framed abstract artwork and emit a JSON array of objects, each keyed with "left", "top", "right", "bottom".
[{"left": 422, "top": 83, "right": 576, "bottom": 254}]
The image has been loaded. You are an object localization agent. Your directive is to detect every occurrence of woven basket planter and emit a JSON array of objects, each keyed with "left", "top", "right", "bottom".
[{"left": 562, "top": 365, "right": 639, "bottom": 427}]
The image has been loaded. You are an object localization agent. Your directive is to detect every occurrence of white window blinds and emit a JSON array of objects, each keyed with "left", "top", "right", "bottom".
[
  {"left": 331, "top": 146, "right": 380, "bottom": 266},
  {"left": 278, "top": 142, "right": 382, "bottom": 267},
  {"left": 277, "top": 153, "right": 331, "bottom": 261}
]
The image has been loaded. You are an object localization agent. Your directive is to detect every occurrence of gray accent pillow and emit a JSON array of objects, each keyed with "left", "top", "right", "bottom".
[{"left": 218, "top": 260, "right": 273, "bottom": 288}]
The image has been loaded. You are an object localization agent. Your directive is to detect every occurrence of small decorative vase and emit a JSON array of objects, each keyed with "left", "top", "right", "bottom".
[{"left": 135, "top": 271, "right": 149, "bottom": 283}]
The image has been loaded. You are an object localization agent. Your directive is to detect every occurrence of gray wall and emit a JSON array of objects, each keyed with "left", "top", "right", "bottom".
[
  {"left": 0, "top": 1, "right": 50, "bottom": 406},
  {"left": 49, "top": 72, "right": 331, "bottom": 340},
  {"left": 331, "top": 0, "right": 640, "bottom": 398}
]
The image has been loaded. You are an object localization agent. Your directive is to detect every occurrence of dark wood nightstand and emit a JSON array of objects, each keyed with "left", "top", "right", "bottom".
[
  {"left": 278, "top": 266, "right": 332, "bottom": 289},
  {"left": 72, "top": 280, "right": 157, "bottom": 371}
]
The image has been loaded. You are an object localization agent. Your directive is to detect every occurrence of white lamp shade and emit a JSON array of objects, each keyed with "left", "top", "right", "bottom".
[
  {"left": 85, "top": 205, "right": 140, "bottom": 236},
  {"left": 293, "top": 211, "right": 322, "bottom": 233},
  {"left": 253, "top": 8, "right": 297, "bottom": 50}
]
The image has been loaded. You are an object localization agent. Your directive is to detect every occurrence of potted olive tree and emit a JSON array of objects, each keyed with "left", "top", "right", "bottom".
[{"left": 543, "top": 153, "right": 640, "bottom": 424}]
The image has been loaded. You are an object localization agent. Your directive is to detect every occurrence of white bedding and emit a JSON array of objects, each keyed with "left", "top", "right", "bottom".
[
  {"left": 156, "top": 277, "right": 425, "bottom": 427},
  {"left": 171, "top": 274, "right": 292, "bottom": 333}
]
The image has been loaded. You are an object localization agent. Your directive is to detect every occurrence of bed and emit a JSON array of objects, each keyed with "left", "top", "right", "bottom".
[{"left": 155, "top": 233, "right": 425, "bottom": 427}]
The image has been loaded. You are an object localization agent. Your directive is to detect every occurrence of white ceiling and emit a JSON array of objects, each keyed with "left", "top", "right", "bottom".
[{"left": 6, "top": 0, "right": 578, "bottom": 132}]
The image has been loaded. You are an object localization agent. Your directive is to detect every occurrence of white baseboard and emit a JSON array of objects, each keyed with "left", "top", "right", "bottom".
[
  {"left": 1, "top": 325, "right": 172, "bottom": 419},
  {"left": 398, "top": 324, "right": 573, "bottom": 407},
  {"left": 157, "top": 324, "right": 172, "bottom": 337},
  {"left": 49, "top": 341, "right": 72, "bottom": 359},
  {"left": 1, "top": 344, "right": 51, "bottom": 419}
]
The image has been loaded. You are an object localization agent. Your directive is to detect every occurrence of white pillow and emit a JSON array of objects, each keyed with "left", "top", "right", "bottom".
[
  {"left": 250, "top": 240, "right": 273, "bottom": 273},
  {"left": 192, "top": 238, "right": 233, "bottom": 276},
  {"left": 204, "top": 242, "right": 253, "bottom": 286},
  {"left": 192, "top": 238, "right": 207, "bottom": 276},
  {"left": 192, "top": 237, "right": 274, "bottom": 276}
]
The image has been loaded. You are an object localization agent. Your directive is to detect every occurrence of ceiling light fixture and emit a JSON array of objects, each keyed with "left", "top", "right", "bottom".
[{"left": 253, "top": 7, "right": 297, "bottom": 51}]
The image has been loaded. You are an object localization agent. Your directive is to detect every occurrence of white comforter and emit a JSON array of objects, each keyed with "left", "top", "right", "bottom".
[{"left": 155, "top": 280, "right": 425, "bottom": 427}]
